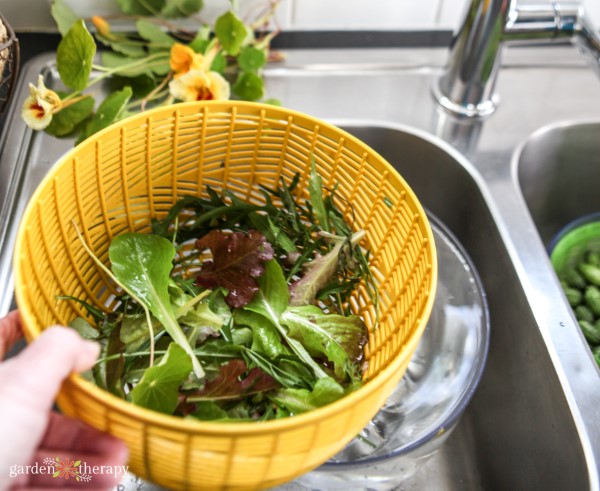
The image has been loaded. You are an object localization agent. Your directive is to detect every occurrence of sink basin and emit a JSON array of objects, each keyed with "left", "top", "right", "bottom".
[
  {"left": 516, "top": 121, "right": 600, "bottom": 246},
  {"left": 341, "top": 123, "right": 591, "bottom": 490}
]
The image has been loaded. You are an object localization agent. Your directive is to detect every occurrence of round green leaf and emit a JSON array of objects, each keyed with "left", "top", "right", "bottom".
[
  {"left": 238, "top": 46, "right": 266, "bottom": 73},
  {"left": 232, "top": 71, "right": 264, "bottom": 101},
  {"left": 215, "top": 11, "right": 247, "bottom": 56},
  {"left": 57, "top": 20, "right": 96, "bottom": 91}
]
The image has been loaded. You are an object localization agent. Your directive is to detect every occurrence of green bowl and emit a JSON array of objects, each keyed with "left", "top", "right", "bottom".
[{"left": 549, "top": 213, "right": 600, "bottom": 276}]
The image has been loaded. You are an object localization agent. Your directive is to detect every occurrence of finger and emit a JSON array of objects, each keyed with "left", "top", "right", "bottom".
[
  {"left": 1, "top": 326, "right": 100, "bottom": 412},
  {"left": 5, "top": 414, "right": 128, "bottom": 490},
  {"left": 39, "top": 413, "right": 128, "bottom": 458},
  {"left": 0, "top": 328, "right": 100, "bottom": 472},
  {"left": 0, "top": 310, "right": 23, "bottom": 359}
]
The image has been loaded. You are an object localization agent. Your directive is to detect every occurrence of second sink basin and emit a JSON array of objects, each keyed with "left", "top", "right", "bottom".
[{"left": 516, "top": 121, "right": 600, "bottom": 246}]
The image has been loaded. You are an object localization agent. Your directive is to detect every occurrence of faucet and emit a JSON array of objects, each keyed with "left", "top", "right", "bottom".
[{"left": 433, "top": 0, "right": 600, "bottom": 118}]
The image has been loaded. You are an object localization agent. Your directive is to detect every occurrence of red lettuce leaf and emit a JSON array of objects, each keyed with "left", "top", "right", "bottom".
[
  {"left": 188, "top": 359, "right": 278, "bottom": 401},
  {"left": 195, "top": 230, "right": 274, "bottom": 308}
]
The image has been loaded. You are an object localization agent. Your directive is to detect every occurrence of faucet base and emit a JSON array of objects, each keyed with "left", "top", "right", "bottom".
[{"left": 431, "top": 78, "right": 498, "bottom": 119}]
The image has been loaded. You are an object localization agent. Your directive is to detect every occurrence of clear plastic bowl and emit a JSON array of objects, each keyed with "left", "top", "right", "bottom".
[{"left": 297, "top": 213, "right": 490, "bottom": 490}]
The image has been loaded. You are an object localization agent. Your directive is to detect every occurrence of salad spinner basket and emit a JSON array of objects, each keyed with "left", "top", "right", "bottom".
[{"left": 13, "top": 101, "right": 437, "bottom": 490}]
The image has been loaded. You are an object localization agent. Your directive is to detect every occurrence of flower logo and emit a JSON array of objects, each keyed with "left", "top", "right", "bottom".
[{"left": 49, "top": 457, "right": 91, "bottom": 482}]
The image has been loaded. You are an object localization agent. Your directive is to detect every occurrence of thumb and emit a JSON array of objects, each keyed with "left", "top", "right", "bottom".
[{"left": 1, "top": 326, "right": 100, "bottom": 411}]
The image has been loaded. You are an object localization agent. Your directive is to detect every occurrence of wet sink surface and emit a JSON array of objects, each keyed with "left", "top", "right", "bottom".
[{"left": 2, "top": 46, "right": 600, "bottom": 490}]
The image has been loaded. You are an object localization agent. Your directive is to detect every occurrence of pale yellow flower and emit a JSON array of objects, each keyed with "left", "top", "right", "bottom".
[
  {"left": 170, "top": 43, "right": 207, "bottom": 77},
  {"left": 22, "top": 75, "right": 62, "bottom": 131},
  {"left": 169, "top": 69, "right": 230, "bottom": 102}
]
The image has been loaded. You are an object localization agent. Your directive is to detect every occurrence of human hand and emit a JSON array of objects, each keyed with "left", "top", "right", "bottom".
[{"left": 0, "top": 311, "right": 128, "bottom": 490}]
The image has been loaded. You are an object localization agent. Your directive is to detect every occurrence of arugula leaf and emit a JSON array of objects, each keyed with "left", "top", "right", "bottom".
[
  {"left": 215, "top": 11, "right": 247, "bottom": 56},
  {"left": 308, "top": 159, "right": 331, "bottom": 233},
  {"left": 195, "top": 230, "right": 274, "bottom": 308},
  {"left": 109, "top": 233, "right": 205, "bottom": 378},
  {"left": 56, "top": 20, "right": 96, "bottom": 91},
  {"left": 130, "top": 343, "right": 192, "bottom": 414},
  {"left": 270, "top": 377, "right": 345, "bottom": 414}
]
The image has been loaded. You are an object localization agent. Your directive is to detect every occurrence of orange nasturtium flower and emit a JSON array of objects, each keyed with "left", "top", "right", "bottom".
[
  {"left": 21, "top": 75, "right": 62, "bottom": 131},
  {"left": 168, "top": 69, "right": 230, "bottom": 102},
  {"left": 170, "top": 43, "right": 206, "bottom": 76},
  {"left": 91, "top": 16, "right": 114, "bottom": 40}
]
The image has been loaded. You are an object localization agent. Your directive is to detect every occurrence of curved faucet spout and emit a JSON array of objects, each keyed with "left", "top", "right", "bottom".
[{"left": 433, "top": 0, "right": 600, "bottom": 118}]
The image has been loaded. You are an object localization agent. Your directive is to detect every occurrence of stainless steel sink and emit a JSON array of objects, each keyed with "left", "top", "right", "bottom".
[
  {"left": 2, "top": 45, "right": 600, "bottom": 490},
  {"left": 516, "top": 121, "right": 600, "bottom": 245}
]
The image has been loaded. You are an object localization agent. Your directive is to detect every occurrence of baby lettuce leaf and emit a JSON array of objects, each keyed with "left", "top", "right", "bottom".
[
  {"left": 233, "top": 309, "right": 288, "bottom": 359},
  {"left": 109, "top": 233, "right": 205, "bottom": 378},
  {"left": 289, "top": 240, "right": 345, "bottom": 306},
  {"left": 195, "top": 230, "right": 274, "bottom": 308},
  {"left": 269, "top": 377, "right": 345, "bottom": 415},
  {"left": 244, "top": 260, "right": 328, "bottom": 379},
  {"left": 282, "top": 305, "right": 368, "bottom": 380},
  {"left": 130, "top": 343, "right": 192, "bottom": 414},
  {"left": 187, "top": 359, "right": 278, "bottom": 402}
]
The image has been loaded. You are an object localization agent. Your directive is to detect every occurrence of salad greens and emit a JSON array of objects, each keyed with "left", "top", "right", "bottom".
[{"left": 67, "top": 166, "right": 377, "bottom": 421}]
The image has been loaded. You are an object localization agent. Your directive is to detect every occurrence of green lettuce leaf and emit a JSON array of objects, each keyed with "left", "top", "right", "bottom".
[{"left": 269, "top": 377, "right": 345, "bottom": 414}]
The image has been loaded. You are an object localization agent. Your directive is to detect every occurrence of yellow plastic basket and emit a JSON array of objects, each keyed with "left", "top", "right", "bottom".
[{"left": 13, "top": 101, "right": 437, "bottom": 490}]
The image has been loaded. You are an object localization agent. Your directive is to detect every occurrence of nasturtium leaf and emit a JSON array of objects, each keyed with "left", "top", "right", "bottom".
[
  {"left": 195, "top": 230, "right": 274, "bottom": 308},
  {"left": 57, "top": 20, "right": 96, "bottom": 91},
  {"left": 210, "top": 51, "right": 227, "bottom": 74},
  {"left": 101, "top": 52, "right": 152, "bottom": 78},
  {"left": 96, "top": 33, "right": 146, "bottom": 58},
  {"left": 187, "top": 359, "right": 277, "bottom": 401},
  {"left": 161, "top": 0, "right": 204, "bottom": 18},
  {"left": 270, "top": 377, "right": 345, "bottom": 414},
  {"left": 136, "top": 20, "right": 175, "bottom": 47},
  {"left": 232, "top": 72, "right": 264, "bottom": 101},
  {"left": 214, "top": 11, "right": 247, "bottom": 56},
  {"left": 238, "top": 46, "right": 266, "bottom": 72},
  {"left": 130, "top": 343, "right": 193, "bottom": 414},
  {"left": 109, "top": 232, "right": 205, "bottom": 378},
  {"left": 189, "top": 26, "right": 211, "bottom": 52},
  {"left": 118, "top": 0, "right": 166, "bottom": 15},
  {"left": 51, "top": 0, "right": 79, "bottom": 36},
  {"left": 78, "top": 86, "right": 132, "bottom": 143},
  {"left": 282, "top": 305, "right": 368, "bottom": 379},
  {"left": 45, "top": 95, "right": 95, "bottom": 137}
]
